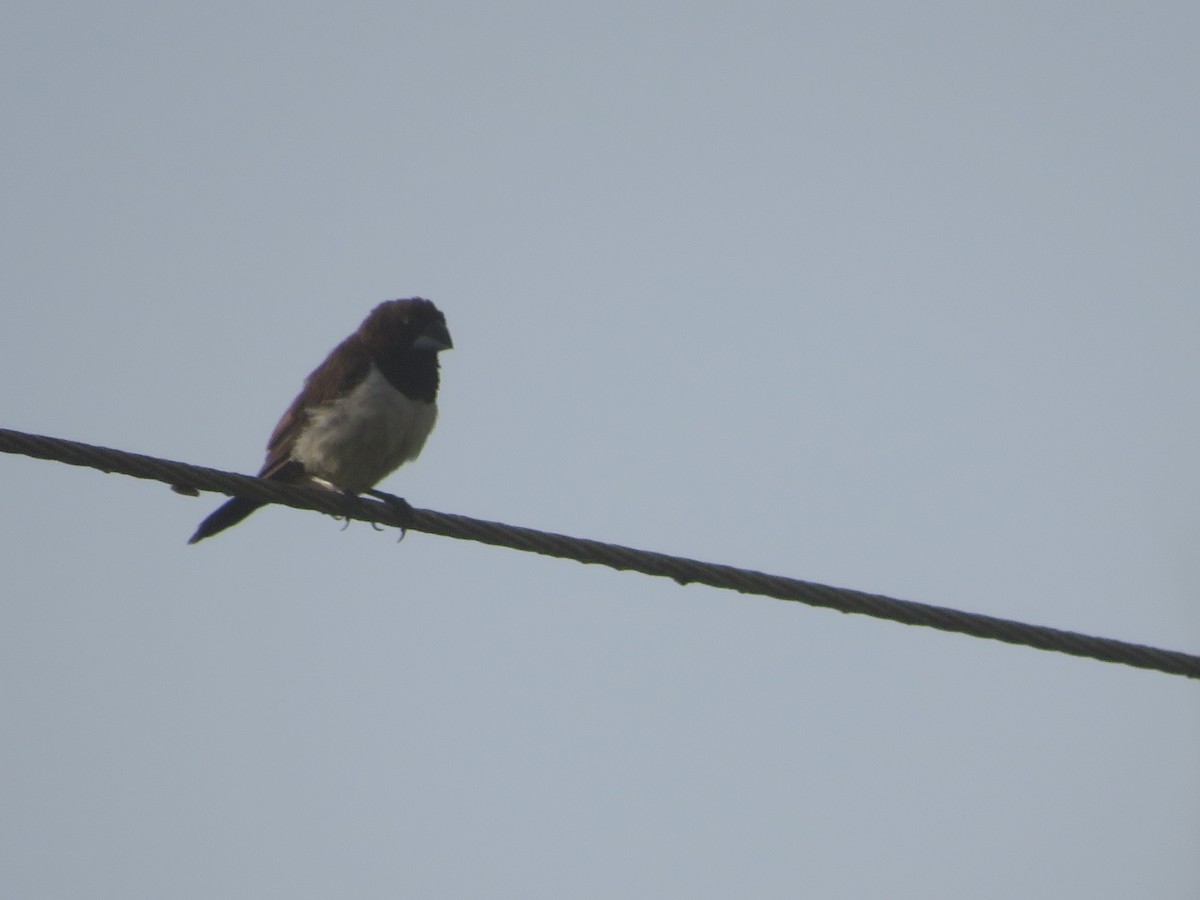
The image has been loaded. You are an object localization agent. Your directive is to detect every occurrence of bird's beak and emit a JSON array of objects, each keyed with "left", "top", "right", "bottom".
[{"left": 415, "top": 320, "right": 453, "bottom": 352}]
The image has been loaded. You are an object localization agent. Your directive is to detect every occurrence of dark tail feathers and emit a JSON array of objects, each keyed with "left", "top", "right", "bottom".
[{"left": 188, "top": 496, "right": 266, "bottom": 544}]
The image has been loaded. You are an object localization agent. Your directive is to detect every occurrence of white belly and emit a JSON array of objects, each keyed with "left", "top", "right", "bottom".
[{"left": 291, "top": 364, "right": 438, "bottom": 493}]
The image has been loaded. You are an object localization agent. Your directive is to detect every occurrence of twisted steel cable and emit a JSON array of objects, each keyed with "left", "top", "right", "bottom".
[{"left": 3, "top": 426, "right": 1198, "bottom": 680}]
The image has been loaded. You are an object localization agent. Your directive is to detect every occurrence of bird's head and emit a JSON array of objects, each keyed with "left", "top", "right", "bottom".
[{"left": 360, "top": 298, "right": 453, "bottom": 354}]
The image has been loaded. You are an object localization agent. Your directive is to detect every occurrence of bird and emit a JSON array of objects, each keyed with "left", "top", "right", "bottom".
[{"left": 187, "top": 298, "right": 452, "bottom": 544}]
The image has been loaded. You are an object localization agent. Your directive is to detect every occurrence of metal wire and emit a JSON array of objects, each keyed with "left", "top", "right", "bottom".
[{"left": 3, "top": 426, "right": 1197, "bottom": 680}]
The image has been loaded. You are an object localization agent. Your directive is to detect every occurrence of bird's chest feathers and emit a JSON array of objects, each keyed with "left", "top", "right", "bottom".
[{"left": 291, "top": 364, "right": 437, "bottom": 492}]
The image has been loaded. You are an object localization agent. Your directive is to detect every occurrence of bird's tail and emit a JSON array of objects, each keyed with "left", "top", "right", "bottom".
[{"left": 188, "top": 496, "right": 265, "bottom": 544}]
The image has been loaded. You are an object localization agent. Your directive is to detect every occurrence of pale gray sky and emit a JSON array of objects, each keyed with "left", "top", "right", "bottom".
[{"left": 2, "top": 3, "right": 1198, "bottom": 897}]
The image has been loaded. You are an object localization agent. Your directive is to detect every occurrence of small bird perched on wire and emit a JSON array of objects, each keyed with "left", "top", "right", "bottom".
[{"left": 187, "top": 298, "right": 452, "bottom": 544}]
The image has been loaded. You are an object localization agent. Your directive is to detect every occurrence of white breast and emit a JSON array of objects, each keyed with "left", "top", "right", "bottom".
[{"left": 290, "top": 364, "right": 438, "bottom": 493}]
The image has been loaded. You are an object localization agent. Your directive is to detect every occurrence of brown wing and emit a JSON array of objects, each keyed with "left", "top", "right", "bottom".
[{"left": 258, "top": 337, "right": 373, "bottom": 480}]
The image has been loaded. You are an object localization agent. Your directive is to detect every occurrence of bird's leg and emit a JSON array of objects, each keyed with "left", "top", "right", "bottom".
[{"left": 364, "top": 489, "right": 414, "bottom": 541}]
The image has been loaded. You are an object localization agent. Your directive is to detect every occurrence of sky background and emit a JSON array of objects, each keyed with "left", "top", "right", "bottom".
[{"left": 2, "top": 2, "right": 1199, "bottom": 897}]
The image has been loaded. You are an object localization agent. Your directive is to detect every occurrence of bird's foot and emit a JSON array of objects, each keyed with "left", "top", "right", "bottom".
[
  {"left": 364, "top": 489, "right": 414, "bottom": 541},
  {"left": 331, "top": 486, "right": 357, "bottom": 531}
]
